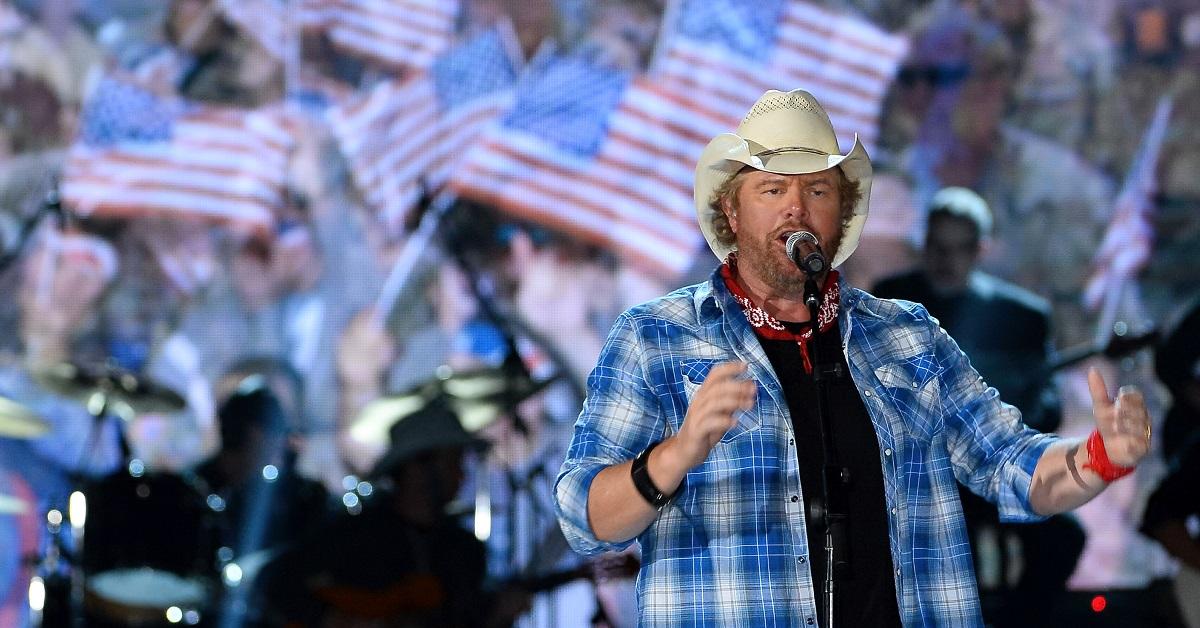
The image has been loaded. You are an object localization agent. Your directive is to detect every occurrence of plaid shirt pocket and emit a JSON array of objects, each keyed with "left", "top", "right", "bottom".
[
  {"left": 874, "top": 353, "right": 945, "bottom": 443},
  {"left": 678, "top": 358, "right": 762, "bottom": 443}
]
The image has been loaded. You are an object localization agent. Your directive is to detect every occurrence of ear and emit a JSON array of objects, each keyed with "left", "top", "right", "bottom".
[{"left": 722, "top": 197, "right": 738, "bottom": 235}]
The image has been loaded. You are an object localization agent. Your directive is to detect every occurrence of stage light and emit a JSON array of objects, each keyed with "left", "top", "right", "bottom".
[
  {"left": 28, "top": 576, "right": 45, "bottom": 612},
  {"left": 68, "top": 491, "right": 87, "bottom": 530},
  {"left": 1091, "top": 595, "right": 1107, "bottom": 613},
  {"left": 223, "top": 562, "right": 244, "bottom": 586}
]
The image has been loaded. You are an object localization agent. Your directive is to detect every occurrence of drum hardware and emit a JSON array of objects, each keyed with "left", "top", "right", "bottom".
[
  {"left": 0, "top": 394, "right": 50, "bottom": 438},
  {"left": 349, "top": 365, "right": 557, "bottom": 448},
  {"left": 433, "top": 365, "right": 556, "bottom": 433},
  {"left": 80, "top": 469, "right": 217, "bottom": 626},
  {"left": 22, "top": 363, "right": 208, "bottom": 627},
  {"left": 32, "top": 361, "right": 186, "bottom": 420},
  {"left": 347, "top": 365, "right": 556, "bottom": 544},
  {"left": 27, "top": 506, "right": 76, "bottom": 627}
]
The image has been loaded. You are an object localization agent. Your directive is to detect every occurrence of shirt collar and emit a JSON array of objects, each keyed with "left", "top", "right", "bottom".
[{"left": 696, "top": 261, "right": 871, "bottom": 324}]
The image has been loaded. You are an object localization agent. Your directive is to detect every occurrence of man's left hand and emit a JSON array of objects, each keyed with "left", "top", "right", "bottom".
[{"left": 1087, "top": 367, "right": 1152, "bottom": 467}]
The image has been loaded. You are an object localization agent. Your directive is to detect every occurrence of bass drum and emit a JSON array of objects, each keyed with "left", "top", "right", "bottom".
[{"left": 82, "top": 470, "right": 217, "bottom": 626}]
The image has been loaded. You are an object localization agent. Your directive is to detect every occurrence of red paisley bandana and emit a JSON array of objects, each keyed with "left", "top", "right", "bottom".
[{"left": 720, "top": 255, "right": 840, "bottom": 374}]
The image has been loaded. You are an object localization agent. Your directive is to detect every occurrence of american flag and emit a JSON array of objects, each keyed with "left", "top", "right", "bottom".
[
  {"left": 299, "top": 0, "right": 460, "bottom": 74},
  {"left": 1083, "top": 95, "right": 1172, "bottom": 318},
  {"left": 62, "top": 78, "right": 296, "bottom": 233},
  {"left": 450, "top": 56, "right": 701, "bottom": 275},
  {"left": 328, "top": 27, "right": 518, "bottom": 229},
  {"left": 653, "top": 0, "right": 908, "bottom": 152}
]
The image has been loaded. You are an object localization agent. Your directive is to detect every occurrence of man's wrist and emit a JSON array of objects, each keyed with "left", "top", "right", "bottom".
[
  {"left": 1082, "top": 429, "right": 1135, "bottom": 483},
  {"left": 653, "top": 436, "right": 683, "bottom": 475},
  {"left": 632, "top": 440, "right": 679, "bottom": 510}
]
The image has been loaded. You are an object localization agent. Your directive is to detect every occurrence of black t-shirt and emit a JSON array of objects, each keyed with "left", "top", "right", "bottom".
[{"left": 758, "top": 319, "right": 902, "bottom": 628}]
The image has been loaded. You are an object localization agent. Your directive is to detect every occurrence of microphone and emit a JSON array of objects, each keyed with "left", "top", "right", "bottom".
[{"left": 785, "top": 231, "right": 826, "bottom": 275}]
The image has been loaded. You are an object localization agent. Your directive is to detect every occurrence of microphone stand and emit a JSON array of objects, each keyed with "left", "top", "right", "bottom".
[{"left": 804, "top": 275, "right": 848, "bottom": 628}]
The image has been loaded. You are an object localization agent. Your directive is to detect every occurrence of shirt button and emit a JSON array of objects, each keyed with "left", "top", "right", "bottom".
[
  {"left": 798, "top": 556, "right": 806, "bottom": 564},
  {"left": 911, "top": 381, "right": 919, "bottom": 388},
  {"left": 791, "top": 495, "right": 799, "bottom": 503},
  {"left": 789, "top": 438, "right": 795, "bottom": 445},
  {"left": 884, "top": 448, "right": 892, "bottom": 456},
  {"left": 806, "top": 618, "right": 815, "bottom": 625},
  {"left": 864, "top": 390, "right": 872, "bottom": 397},
  {"left": 891, "top": 507, "right": 897, "bottom": 515},
  {"left": 896, "top": 567, "right": 902, "bottom": 576}
]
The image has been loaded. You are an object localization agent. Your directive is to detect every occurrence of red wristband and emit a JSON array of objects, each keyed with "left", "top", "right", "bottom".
[{"left": 1082, "top": 429, "right": 1135, "bottom": 483}]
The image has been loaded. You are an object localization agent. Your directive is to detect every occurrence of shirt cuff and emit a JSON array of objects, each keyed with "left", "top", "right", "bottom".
[
  {"left": 555, "top": 460, "right": 637, "bottom": 556},
  {"left": 997, "top": 432, "right": 1057, "bottom": 523}
]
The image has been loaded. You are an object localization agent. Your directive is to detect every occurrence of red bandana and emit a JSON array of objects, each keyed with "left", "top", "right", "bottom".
[{"left": 720, "top": 255, "right": 840, "bottom": 374}]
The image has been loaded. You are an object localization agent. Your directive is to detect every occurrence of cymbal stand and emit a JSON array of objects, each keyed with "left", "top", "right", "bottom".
[{"left": 57, "top": 384, "right": 124, "bottom": 628}]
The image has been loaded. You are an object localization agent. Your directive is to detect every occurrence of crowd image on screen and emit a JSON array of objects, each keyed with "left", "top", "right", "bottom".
[{"left": 0, "top": 0, "right": 1198, "bottom": 626}]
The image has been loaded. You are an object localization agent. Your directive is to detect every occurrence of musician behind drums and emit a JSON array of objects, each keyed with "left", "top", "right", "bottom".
[
  {"left": 257, "top": 397, "right": 531, "bottom": 628},
  {"left": 194, "top": 368, "right": 332, "bottom": 625}
]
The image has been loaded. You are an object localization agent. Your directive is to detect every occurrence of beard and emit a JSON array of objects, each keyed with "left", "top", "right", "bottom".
[{"left": 735, "top": 223, "right": 844, "bottom": 296}]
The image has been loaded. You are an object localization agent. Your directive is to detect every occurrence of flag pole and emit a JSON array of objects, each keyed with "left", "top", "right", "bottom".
[
  {"left": 1088, "top": 95, "right": 1173, "bottom": 345},
  {"left": 371, "top": 191, "right": 455, "bottom": 326},
  {"left": 647, "top": 0, "right": 682, "bottom": 73},
  {"left": 283, "top": 0, "right": 300, "bottom": 98}
]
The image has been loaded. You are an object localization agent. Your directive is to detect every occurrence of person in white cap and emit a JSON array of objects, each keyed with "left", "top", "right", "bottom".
[{"left": 554, "top": 88, "right": 1152, "bottom": 627}]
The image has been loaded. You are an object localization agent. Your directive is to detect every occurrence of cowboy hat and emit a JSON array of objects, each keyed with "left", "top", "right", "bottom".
[
  {"left": 368, "top": 395, "right": 488, "bottom": 481},
  {"left": 693, "top": 88, "right": 873, "bottom": 268}
]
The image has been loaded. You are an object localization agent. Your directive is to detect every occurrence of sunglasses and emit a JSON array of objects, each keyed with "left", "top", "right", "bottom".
[{"left": 896, "top": 63, "right": 970, "bottom": 88}]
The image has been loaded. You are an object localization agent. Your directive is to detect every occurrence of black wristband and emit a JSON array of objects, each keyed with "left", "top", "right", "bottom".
[{"left": 631, "top": 440, "right": 675, "bottom": 510}]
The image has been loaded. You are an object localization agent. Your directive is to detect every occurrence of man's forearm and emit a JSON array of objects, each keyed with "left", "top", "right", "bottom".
[
  {"left": 1029, "top": 438, "right": 1108, "bottom": 515},
  {"left": 586, "top": 437, "right": 692, "bottom": 542}
]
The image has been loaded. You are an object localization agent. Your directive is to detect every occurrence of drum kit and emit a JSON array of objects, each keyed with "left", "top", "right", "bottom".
[
  {"left": 6, "top": 359, "right": 561, "bottom": 626},
  {"left": 3, "top": 362, "right": 220, "bottom": 627}
]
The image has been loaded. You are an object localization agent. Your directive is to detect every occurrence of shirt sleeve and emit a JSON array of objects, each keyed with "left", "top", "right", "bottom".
[
  {"left": 554, "top": 312, "right": 666, "bottom": 556},
  {"left": 933, "top": 319, "right": 1057, "bottom": 523}
]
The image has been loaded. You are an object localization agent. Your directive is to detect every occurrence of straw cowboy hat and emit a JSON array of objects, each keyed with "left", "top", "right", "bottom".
[{"left": 693, "top": 88, "right": 873, "bottom": 269}]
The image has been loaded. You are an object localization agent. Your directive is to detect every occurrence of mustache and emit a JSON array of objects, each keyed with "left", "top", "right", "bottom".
[{"left": 772, "top": 226, "right": 817, "bottom": 240}]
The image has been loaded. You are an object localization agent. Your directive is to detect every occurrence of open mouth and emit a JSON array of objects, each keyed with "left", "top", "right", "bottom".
[{"left": 776, "top": 230, "right": 810, "bottom": 250}]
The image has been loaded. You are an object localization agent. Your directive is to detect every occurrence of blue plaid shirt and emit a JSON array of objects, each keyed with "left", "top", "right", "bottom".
[{"left": 555, "top": 269, "right": 1055, "bottom": 627}]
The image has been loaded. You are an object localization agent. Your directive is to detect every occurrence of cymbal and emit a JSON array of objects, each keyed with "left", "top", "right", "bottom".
[
  {"left": 436, "top": 366, "right": 555, "bottom": 405},
  {"left": 33, "top": 362, "right": 187, "bottom": 418},
  {"left": 348, "top": 388, "right": 432, "bottom": 449},
  {"left": 435, "top": 366, "right": 556, "bottom": 432},
  {"left": 349, "top": 367, "right": 558, "bottom": 444},
  {"left": 0, "top": 492, "right": 28, "bottom": 515},
  {"left": 0, "top": 395, "right": 49, "bottom": 439}
]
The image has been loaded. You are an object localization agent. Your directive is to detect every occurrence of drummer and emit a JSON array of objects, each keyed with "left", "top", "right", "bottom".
[{"left": 195, "top": 359, "right": 333, "bottom": 559}]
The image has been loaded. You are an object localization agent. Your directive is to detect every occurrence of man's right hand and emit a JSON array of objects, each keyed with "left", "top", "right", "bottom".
[
  {"left": 668, "top": 361, "right": 757, "bottom": 470},
  {"left": 584, "top": 361, "right": 757, "bottom": 543}
]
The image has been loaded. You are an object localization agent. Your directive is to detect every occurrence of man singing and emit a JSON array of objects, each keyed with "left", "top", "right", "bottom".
[{"left": 554, "top": 89, "right": 1152, "bottom": 627}]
